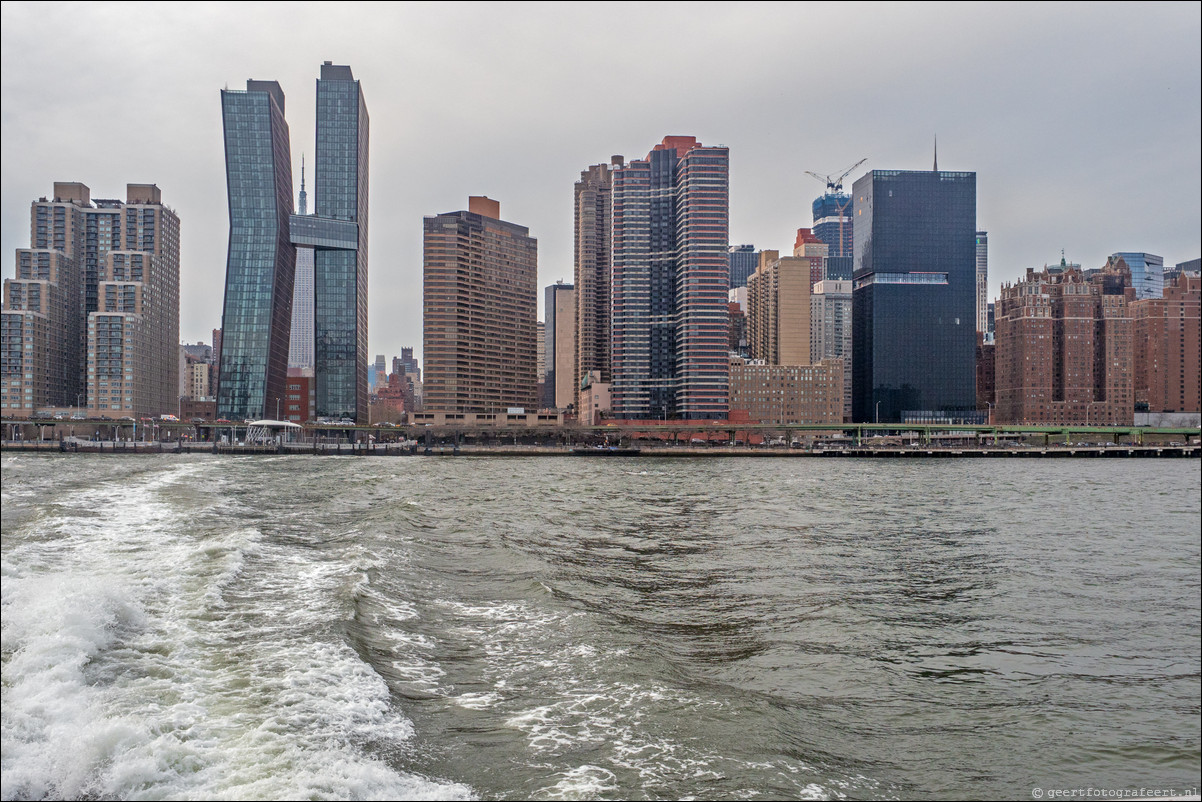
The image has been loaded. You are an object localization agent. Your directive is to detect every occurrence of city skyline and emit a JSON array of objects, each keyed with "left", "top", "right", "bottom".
[{"left": 1, "top": 3, "right": 1200, "bottom": 363}]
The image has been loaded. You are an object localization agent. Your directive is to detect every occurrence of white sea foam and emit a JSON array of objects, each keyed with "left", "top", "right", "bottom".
[{"left": 1, "top": 460, "right": 474, "bottom": 801}]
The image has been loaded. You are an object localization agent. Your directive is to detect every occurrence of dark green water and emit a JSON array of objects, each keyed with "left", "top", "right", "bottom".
[{"left": 2, "top": 455, "right": 1199, "bottom": 800}]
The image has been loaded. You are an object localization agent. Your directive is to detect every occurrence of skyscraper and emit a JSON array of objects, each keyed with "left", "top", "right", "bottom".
[
  {"left": 812, "top": 192, "right": 854, "bottom": 259},
  {"left": 851, "top": 169, "right": 977, "bottom": 423},
  {"left": 611, "top": 136, "right": 729, "bottom": 421},
  {"left": 423, "top": 197, "right": 538, "bottom": 412},
  {"left": 728, "top": 244, "right": 758, "bottom": 290},
  {"left": 746, "top": 246, "right": 816, "bottom": 367},
  {"left": 218, "top": 79, "right": 296, "bottom": 421},
  {"left": 544, "top": 282, "right": 576, "bottom": 410},
  {"left": 220, "top": 63, "right": 370, "bottom": 423},
  {"left": 1, "top": 182, "right": 179, "bottom": 419},
  {"left": 313, "top": 62, "right": 370, "bottom": 423},
  {"left": 976, "top": 231, "right": 988, "bottom": 335},
  {"left": 574, "top": 159, "right": 619, "bottom": 394},
  {"left": 1112, "top": 252, "right": 1164, "bottom": 300},
  {"left": 289, "top": 159, "right": 315, "bottom": 370}
]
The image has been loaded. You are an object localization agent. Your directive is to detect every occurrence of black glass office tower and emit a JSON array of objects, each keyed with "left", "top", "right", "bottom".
[
  {"left": 218, "top": 80, "right": 296, "bottom": 421},
  {"left": 313, "top": 62, "right": 369, "bottom": 423},
  {"left": 851, "top": 170, "right": 977, "bottom": 423}
]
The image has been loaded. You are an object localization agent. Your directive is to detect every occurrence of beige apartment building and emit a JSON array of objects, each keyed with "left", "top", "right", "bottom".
[
  {"left": 747, "top": 238, "right": 826, "bottom": 366},
  {"left": 423, "top": 196, "right": 538, "bottom": 413}
]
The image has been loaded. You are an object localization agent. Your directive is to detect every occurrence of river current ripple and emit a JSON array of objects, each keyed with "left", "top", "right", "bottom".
[{"left": 2, "top": 454, "right": 1199, "bottom": 800}]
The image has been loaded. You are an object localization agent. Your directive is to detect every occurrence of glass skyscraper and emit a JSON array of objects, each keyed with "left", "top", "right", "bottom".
[
  {"left": 218, "top": 80, "right": 296, "bottom": 421},
  {"left": 313, "top": 62, "right": 369, "bottom": 423},
  {"left": 851, "top": 169, "right": 977, "bottom": 423},
  {"left": 1111, "top": 252, "right": 1164, "bottom": 300},
  {"left": 812, "top": 192, "right": 854, "bottom": 258}
]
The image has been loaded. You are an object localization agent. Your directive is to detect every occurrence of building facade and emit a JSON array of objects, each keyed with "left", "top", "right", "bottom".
[
  {"left": 851, "top": 169, "right": 978, "bottom": 422},
  {"left": 746, "top": 248, "right": 816, "bottom": 367},
  {"left": 423, "top": 197, "right": 538, "bottom": 412},
  {"left": 611, "top": 136, "right": 730, "bottom": 420},
  {"left": 1131, "top": 274, "right": 1200, "bottom": 413},
  {"left": 218, "top": 79, "right": 296, "bottom": 422},
  {"left": 313, "top": 62, "right": 370, "bottom": 423},
  {"left": 812, "top": 192, "right": 853, "bottom": 258},
  {"left": 728, "top": 244, "right": 758, "bottom": 290},
  {"left": 728, "top": 356, "right": 844, "bottom": 425},
  {"left": 544, "top": 282, "right": 576, "bottom": 410},
  {"left": 1113, "top": 252, "right": 1164, "bottom": 300},
  {"left": 976, "top": 231, "right": 989, "bottom": 335},
  {"left": 2, "top": 182, "right": 179, "bottom": 419},
  {"left": 574, "top": 159, "right": 619, "bottom": 393},
  {"left": 994, "top": 262, "right": 1134, "bottom": 425},
  {"left": 811, "top": 278, "right": 852, "bottom": 421}
]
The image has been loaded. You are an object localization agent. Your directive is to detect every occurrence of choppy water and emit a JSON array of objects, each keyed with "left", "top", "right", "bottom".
[{"left": 2, "top": 454, "right": 1199, "bottom": 800}]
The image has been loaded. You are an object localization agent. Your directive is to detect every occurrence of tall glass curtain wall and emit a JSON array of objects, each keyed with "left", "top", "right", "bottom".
[
  {"left": 314, "top": 74, "right": 368, "bottom": 422},
  {"left": 218, "top": 89, "right": 295, "bottom": 421}
]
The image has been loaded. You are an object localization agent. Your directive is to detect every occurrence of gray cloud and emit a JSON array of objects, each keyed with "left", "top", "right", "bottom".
[{"left": 3, "top": 2, "right": 1198, "bottom": 363}]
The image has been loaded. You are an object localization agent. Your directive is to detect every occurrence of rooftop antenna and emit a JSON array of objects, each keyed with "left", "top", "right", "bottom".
[{"left": 933, "top": 135, "right": 938, "bottom": 172}]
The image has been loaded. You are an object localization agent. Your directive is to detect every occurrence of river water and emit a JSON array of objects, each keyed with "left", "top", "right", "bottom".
[{"left": 2, "top": 454, "right": 1199, "bottom": 800}]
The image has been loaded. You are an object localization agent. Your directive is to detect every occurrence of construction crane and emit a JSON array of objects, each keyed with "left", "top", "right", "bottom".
[
  {"left": 804, "top": 158, "right": 866, "bottom": 258},
  {"left": 805, "top": 158, "right": 867, "bottom": 195}
]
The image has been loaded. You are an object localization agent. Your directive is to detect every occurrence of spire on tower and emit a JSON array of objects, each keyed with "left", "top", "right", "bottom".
[
  {"left": 933, "top": 135, "right": 938, "bottom": 172},
  {"left": 298, "top": 154, "right": 308, "bottom": 215}
]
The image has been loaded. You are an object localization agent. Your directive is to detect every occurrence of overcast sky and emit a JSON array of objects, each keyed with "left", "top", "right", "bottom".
[{"left": 3, "top": 2, "right": 1199, "bottom": 363}]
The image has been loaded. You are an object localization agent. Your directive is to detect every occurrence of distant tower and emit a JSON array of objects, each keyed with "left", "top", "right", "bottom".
[
  {"left": 289, "top": 157, "right": 315, "bottom": 370},
  {"left": 976, "top": 231, "right": 988, "bottom": 335}
]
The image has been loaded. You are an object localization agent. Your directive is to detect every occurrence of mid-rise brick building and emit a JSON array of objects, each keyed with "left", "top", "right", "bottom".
[
  {"left": 995, "top": 259, "right": 1133, "bottom": 425},
  {"left": 728, "top": 356, "right": 844, "bottom": 425},
  {"left": 1131, "top": 274, "right": 1200, "bottom": 413}
]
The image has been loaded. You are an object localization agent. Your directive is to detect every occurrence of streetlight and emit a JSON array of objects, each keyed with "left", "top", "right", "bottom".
[{"left": 875, "top": 400, "right": 881, "bottom": 424}]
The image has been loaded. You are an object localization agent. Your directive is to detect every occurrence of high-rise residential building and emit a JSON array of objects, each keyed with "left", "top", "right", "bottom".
[
  {"left": 1112, "top": 252, "right": 1164, "bottom": 300},
  {"left": 611, "top": 136, "right": 729, "bottom": 420},
  {"left": 544, "top": 282, "right": 576, "bottom": 410},
  {"left": 976, "top": 231, "right": 988, "bottom": 334},
  {"left": 728, "top": 244, "right": 758, "bottom": 290},
  {"left": 218, "top": 79, "right": 296, "bottom": 422},
  {"left": 851, "top": 169, "right": 977, "bottom": 423},
  {"left": 574, "top": 159, "right": 619, "bottom": 394},
  {"left": 793, "top": 228, "right": 827, "bottom": 288},
  {"left": 219, "top": 63, "right": 369, "bottom": 423},
  {"left": 812, "top": 192, "right": 853, "bottom": 258},
  {"left": 2, "top": 182, "right": 179, "bottom": 419},
  {"left": 811, "top": 278, "right": 853, "bottom": 421},
  {"left": 289, "top": 160, "right": 315, "bottom": 370},
  {"left": 747, "top": 246, "right": 817, "bottom": 367},
  {"left": 87, "top": 184, "right": 180, "bottom": 419},
  {"left": 423, "top": 196, "right": 538, "bottom": 412},
  {"left": 1132, "top": 274, "right": 1200, "bottom": 413},
  {"left": 312, "top": 62, "right": 370, "bottom": 423},
  {"left": 994, "top": 260, "right": 1134, "bottom": 425}
]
